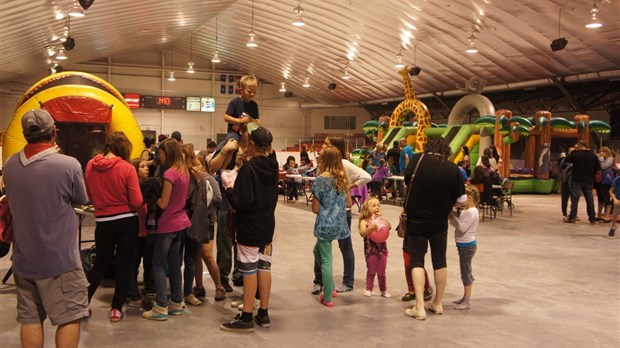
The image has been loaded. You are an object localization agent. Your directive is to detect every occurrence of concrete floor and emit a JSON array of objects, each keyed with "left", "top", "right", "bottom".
[{"left": 1, "top": 194, "right": 619, "bottom": 347}]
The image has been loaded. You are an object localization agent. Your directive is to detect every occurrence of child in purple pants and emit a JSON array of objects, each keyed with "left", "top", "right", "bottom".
[{"left": 358, "top": 197, "right": 391, "bottom": 297}]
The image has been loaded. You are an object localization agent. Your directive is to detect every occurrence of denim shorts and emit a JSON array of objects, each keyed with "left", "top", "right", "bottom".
[{"left": 458, "top": 245, "right": 477, "bottom": 286}]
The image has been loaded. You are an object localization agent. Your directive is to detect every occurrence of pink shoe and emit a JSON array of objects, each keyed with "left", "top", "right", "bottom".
[{"left": 319, "top": 294, "right": 335, "bottom": 307}]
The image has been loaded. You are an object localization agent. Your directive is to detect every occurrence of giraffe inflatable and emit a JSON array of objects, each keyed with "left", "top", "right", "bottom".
[{"left": 388, "top": 66, "right": 432, "bottom": 153}]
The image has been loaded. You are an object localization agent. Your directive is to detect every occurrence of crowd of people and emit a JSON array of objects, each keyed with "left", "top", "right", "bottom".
[{"left": 3, "top": 74, "right": 617, "bottom": 345}]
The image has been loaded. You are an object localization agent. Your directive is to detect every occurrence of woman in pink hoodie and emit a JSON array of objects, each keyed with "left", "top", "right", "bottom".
[{"left": 84, "top": 131, "right": 143, "bottom": 322}]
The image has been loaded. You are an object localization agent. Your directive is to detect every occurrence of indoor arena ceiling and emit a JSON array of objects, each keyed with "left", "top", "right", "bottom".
[{"left": 0, "top": 0, "right": 619, "bottom": 106}]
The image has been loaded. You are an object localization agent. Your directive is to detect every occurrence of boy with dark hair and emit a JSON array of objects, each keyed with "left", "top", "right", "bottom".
[{"left": 220, "top": 127, "right": 279, "bottom": 333}]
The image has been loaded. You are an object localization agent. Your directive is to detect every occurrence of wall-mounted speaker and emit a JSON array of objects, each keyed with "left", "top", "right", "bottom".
[
  {"left": 327, "top": 82, "right": 337, "bottom": 91},
  {"left": 284, "top": 91, "right": 293, "bottom": 98}
]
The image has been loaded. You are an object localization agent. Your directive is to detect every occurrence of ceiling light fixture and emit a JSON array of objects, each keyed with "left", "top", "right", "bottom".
[
  {"left": 247, "top": 0, "right": 258, "bottom": 47},
  {"left": 410, "top": 44, "right": 421, "bottom": 76},
  {"left": 56, "top": 48, "right": 68, "bottom": 60},
  {"left": 168, "top": 48, "right": 175, "bottom": 81},
  {"left": 550, "top": 8, "right": 568, "bottom": 51},
  {"left": 279, "top": 82, "right": 287, "bottom": 92},
  {"left": 342, "top": 61, "right": 351, "bottom": 80},
  {"left": 302, "top": 74, "right": 310, "bottom": 88},
  {"left": 394, "top": 49, "right": 405, "bottom": 69},
  {"left": 212, "top": 18, "right": 221, "bottom": 63},
  {"left": 292, "top": 2, "right": 305, "bottom": 27},
  {"left": 465, "top": 31, "right": 479, "bottom": 54},
  {"left": 69, "top": 1, "right": 85, "bottom": 17},
  {"left": 187, "top": 34, "right": 195, "bottom": 73},
  {"left": 585, "top": 1, "right": 603, "bottom": 28}
]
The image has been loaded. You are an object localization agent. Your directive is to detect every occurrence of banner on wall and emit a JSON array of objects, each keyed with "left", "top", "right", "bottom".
[{"left": 124, "top": 93, "right": 141, "bottom": 109}]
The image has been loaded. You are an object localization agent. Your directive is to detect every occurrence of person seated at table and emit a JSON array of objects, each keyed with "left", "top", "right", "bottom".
[
  {"left": 457, "top": 160, "right": 469, "bottom": 182},
  {"left": 298, "top": 157, "right": 311, "bottom": 176},
  {"left": 470, "top": 156, "right": 496, "bottom": 207},
  {"left": 370, "top": 159, "right": 392, "bottom": 201},
  {"left": 283, "top": 156, "right": 299, "bottom": 201}
]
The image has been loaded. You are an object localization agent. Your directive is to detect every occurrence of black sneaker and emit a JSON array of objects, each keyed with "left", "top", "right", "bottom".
[
  {"left": 254, "top": 315, "right": 271, "bottom": 328},
  {"left": 423, "top": 288, "right": 433, "bottom": 301},
  {"left": 610, "top": 227, "right": 616, "bottom": 237},
  {"left": 401, "top": 293, "right": 415, "bottom": 302},
  {"left": 563, "top": 219, "right": 576, "bottom": 223},
  {"left": 193, "top": 286, "right": 206, "bottom": 298},
  {"left": 222, "top": 282, "right": 233, "bottom": 293},
  {"left": 220, "top": 314, "right": 254, "bottom": 333}
]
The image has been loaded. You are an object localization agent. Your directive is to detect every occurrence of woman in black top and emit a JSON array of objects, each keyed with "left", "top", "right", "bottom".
[{"left": 403, "top": 137, "right": 466, "bottom": 320}]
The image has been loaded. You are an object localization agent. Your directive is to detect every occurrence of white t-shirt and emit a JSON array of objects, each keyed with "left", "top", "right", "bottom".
[{"left": 449, "top": 207, "right": 479, "bottom": 244}]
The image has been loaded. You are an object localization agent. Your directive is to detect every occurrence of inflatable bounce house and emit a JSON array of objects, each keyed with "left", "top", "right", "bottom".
[
  {"left": 356, "top": 68, "right": 611, "bottom": 193},
  {"left": 2, "top": 71, "right": 144, "bottom": 169}
]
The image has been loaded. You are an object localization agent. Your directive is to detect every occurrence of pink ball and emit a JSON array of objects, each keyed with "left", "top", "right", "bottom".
[{"left": 369, "top": 218, "right": 389, "bottom": 243}]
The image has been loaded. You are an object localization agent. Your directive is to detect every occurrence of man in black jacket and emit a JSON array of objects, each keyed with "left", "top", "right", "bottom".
[
  {"left": 220, "top": 127, "right": 279, "bottom": 333},
  {"left": 564, "top": 140, "right": 600, "bottom": 224}
]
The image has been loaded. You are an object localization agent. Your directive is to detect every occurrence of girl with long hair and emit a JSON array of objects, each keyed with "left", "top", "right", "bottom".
[{"left": 311, "top": 145, "right": 352, "bottom": 307}]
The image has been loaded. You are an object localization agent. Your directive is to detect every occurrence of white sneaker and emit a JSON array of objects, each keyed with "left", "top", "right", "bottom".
[
  {"left": 184, "top": 294, "right": 202, "bottom": 306},
  {"left": 381, "top": 291, "right": 392, "bottom": 298},
  {"left": 364, "top": 290, "right": 372, "bottom": 297},
  {"left": 230, "top": 299, "right": 243, "bottom": 308},
  {"left": 236, "top": 298, "right": 260, "bottom": 310}
]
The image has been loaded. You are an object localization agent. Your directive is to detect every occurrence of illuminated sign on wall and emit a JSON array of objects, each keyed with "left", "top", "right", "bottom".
[
  {"left": 200, "top": 97, "right": 215, "bottom": 112},
  {"left": 124, "top": 93, "right": 141, "bottom": 109},
  {"left": 186, "top": 97, "right": 201, "bottom": 112},
  {"left": 141, "top": 95, "right": 186, "bottom": 110}
]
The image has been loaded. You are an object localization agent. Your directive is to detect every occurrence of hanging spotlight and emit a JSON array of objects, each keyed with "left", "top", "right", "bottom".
[
  {"left": 292, "top": 2, "right": 305, "bottom": 27},
  {"left": 56, "top": 48, "right": 68, "bottom": 60},
  {"left": 550, "top": 8, "right": 568, "bottom": 51},
  {"left": 211, "top": 51, "right": 221, "bottom": 63},
  {"left": 54, "top": 11, "right": 65, "bottom": 20},
  {"left": 465, "top": 33, "right": 478, "bottom": 54},
  {"left": 187, "top": 34, "right": 195, "bottom": 73},
  {"left": 279, "top": 82, "right": 287, "bottom": 92},
  {"left": 394, "top": 49, "right": 405, "bottom": 69},
  {"left": 302, "top": 75, "right": 310, "bottom": 88},
  {"left": 247, "top": 0, "right": 258, "bottom": 47},
  {"left": 69, "top": 1, "right": 85, "bottom": 17},
  {"left": 168, "top": 48, "right": 175, "bottom": 81},
  {"left": 47, "top": 47, "right": 58, "bottom": 57},
  {"left": 585, "top": 1, "right": 603, "bottom": 28},
  {"left": 342, "top": 68, "right": 351, "bottom": 80},
  {"left": 247, "top": 32, "right": 258, "bottom": 47},
  {"left": 212, "top": 18, "right": 221, "bottom": 63}
]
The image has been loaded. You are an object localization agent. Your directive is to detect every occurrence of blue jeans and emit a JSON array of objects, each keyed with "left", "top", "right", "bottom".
[
  {"left": 182, "top": 233, "right": 199, "bottom": 296},
  {"left": 569, "top": 180, "right": 596, "bottom": 222},
  {"left": 313, "top": 210, "right": 354, "bottom": 288},
  {"left": 152, "top": 231, "right": 183, "bottom": 307}
]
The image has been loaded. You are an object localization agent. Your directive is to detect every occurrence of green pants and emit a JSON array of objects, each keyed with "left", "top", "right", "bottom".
[{"left": 313, "top": 239, "right": 334, "bottom": 301}]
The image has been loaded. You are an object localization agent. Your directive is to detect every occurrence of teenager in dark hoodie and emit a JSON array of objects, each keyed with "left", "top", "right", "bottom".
[
  {"left": 84, "top": 131, "right": 143, "bottom": 322},
  {"left": 220, "top": 126, "right": 279, "bottom": 333}
]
